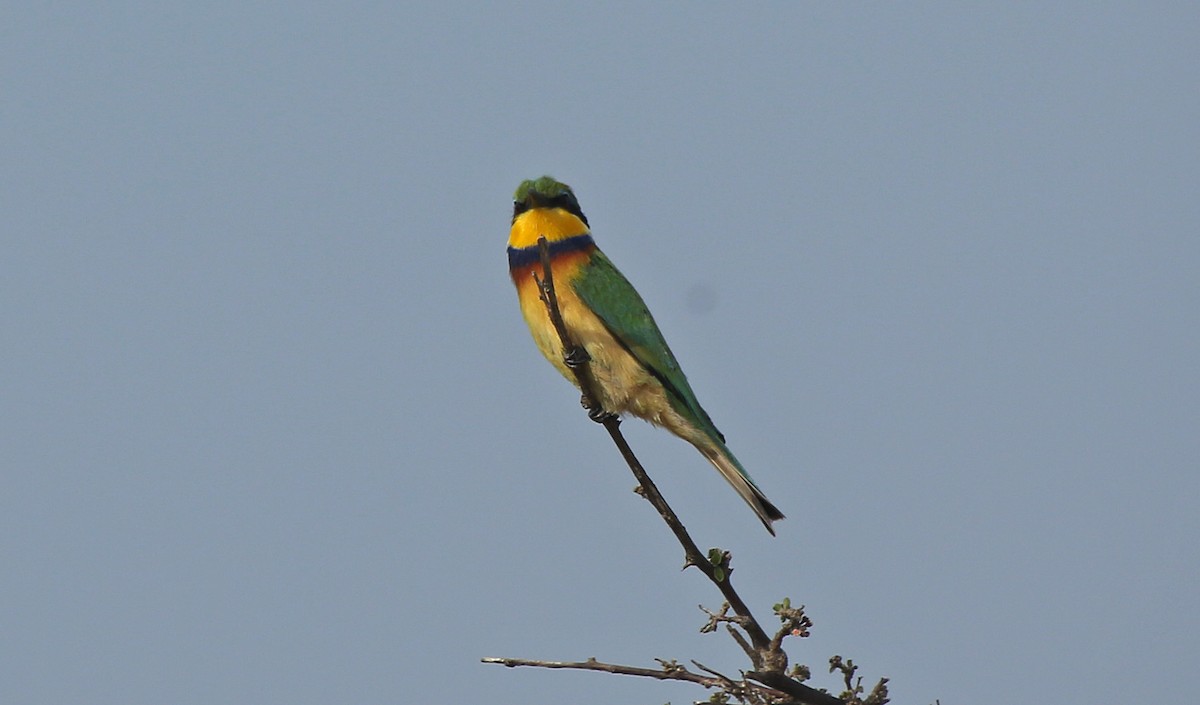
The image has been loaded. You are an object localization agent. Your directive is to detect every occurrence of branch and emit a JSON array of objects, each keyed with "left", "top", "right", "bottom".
[
  {"left": 531, "top": 237, "right": 771, "bottom": 642},
  {"left": 533, "top": 239, "right": 765, "bottom": 628},
  {"left": 485, "top": 237, "right": 877, "bottom": 705},
  {"left": 481, "top": 656, "right": 728, "bottom": 689},
  {"left": 482, "top": 657, "right": 797, "bottom": 704},
  {"left": 524, "top": 237, "right": 841, "bottom": 705}
]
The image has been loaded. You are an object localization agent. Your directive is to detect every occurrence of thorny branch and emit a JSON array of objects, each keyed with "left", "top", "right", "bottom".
[{"left": 484, "top": 237, "right": 885, "bottom": 705}]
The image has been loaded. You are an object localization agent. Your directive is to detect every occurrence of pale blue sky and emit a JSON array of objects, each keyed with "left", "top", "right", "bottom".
[{"left": 3, "top": 4, "right": 1197, "bottom": 704}]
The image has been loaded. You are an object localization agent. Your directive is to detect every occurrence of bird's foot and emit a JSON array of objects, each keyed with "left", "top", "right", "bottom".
[
  {"left": 563, "top": 346, "right": 591, "bottom": 368},
  {"left": 588, "top": 407, "right": 620, "bottom": 424},
  {"left": 580, "top": 394, "right": 619, "bottom": 425}
]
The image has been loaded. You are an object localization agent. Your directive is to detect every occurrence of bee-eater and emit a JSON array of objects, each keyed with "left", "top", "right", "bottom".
[{"left": 506, "top": 176, "right": 785, "bottom": 534}]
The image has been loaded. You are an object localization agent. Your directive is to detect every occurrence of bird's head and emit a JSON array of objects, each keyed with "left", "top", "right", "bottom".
[{"left": 513, "top": 176, "right": 588, "bottom": 226}]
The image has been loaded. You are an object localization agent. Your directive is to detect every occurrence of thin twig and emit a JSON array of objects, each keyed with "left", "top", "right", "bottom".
[
  {"left": 690, "top": 659, "right": 737, "bottom": 685},
  {"left": 481, "top": 656, "right": 727, "bottom": 689}
]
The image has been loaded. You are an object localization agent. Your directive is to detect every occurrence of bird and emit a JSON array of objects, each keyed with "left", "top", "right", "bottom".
[{"left": 506, "top": 175, "right": 785, "bottom": 534}]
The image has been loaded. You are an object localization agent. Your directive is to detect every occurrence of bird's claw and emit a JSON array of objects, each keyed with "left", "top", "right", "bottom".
[
  {"left": 587, "top": 407, "right": 620, "bottom": 424},
  {"left": 563, "top": 346, "right": 590, "bottom": 368},
  {"left": 580, "top": 394, "right": 619, "bottom": 425}
]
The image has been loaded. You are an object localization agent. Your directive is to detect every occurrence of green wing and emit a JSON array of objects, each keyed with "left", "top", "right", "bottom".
[{"left": 573, "top": 249, "right": 725, "bottom": 442}]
